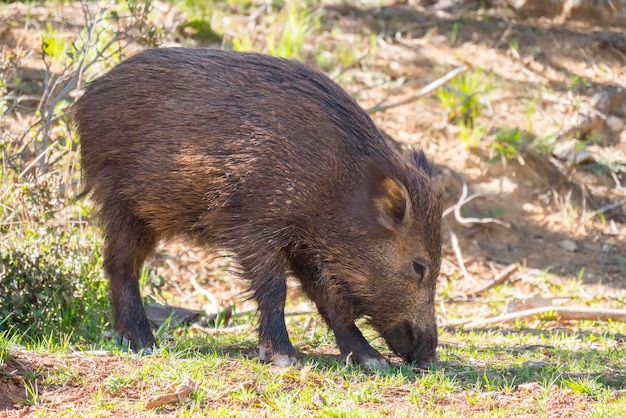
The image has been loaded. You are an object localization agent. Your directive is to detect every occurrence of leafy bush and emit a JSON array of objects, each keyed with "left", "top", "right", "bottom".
[
  {"left": 0, "top": 226, "right": 110, "bottom": 343},
  {"left": 0, "top": 0, "right": 160, "bottom": 345}
]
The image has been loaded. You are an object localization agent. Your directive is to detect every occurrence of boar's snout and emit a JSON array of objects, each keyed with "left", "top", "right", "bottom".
[{"left": 382, "top": 320, "right": 438, "bottom": 366}]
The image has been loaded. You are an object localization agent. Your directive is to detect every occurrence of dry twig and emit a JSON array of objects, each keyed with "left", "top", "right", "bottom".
[
  {"left": 442, "top": 171, "right": 511, "bottom": 284},
  {"left": 367, "top": 65, "right": 468, "bottom": 114},
  {"left": 191, "top": 323, "right": 254, "bottom": 334},
  {"left": 585, "top": 197, "right": 626, "bottom": 222},
  {"left": 456, "top": 306, "right": 626, "bottom": 329},
  {"left": 449, "top": 263, "right": 519, "bottom": 300},
  {"left": 443, "top": 174, "right": 511, "bottom": 228},
  {"left": 442, "top": 216, "right": 472, "bottom": 283}
]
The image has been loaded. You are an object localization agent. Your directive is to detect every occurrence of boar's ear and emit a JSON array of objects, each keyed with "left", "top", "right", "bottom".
[{"left": 368, "top": 163, "right": 412, "bottom": 232}]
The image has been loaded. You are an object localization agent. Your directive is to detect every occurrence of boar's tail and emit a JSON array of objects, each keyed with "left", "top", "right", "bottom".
[{"left": 71, "top": 187, "right": 92, "bottom": 204}]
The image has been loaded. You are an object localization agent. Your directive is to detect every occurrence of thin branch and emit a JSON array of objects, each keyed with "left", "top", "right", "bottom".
[
  {"left": 188, "top": 274, "right": 220, "bottom": 308},
  {"left": 190, "top": 324, "right": 254, "bottom": 335},
  {"left": 443, "top": 216, "right": 472, "bottom": 283},
  {"left": 492, "top": 22, "right": 513, "bottom": 51},
  {"left": 585, "top": 198, "right": 626, "bottom": 222},
  {"left": 455, "top": 306, "right": 626, "bottom": 329},
  {"left": 448, "top": 263, "right": 519, "bottom": 301},
  {"left": 18, "top": 141, "right": 58, "bottom": 179},
  {"left": 441, "top": 171, "right": 512, "bottom": 286},
  {"left": 367, "top": 65, "right": 468, "bottom": 114},
  {"left": 444, "top": 174, "right": 511, "bottom": 228}
]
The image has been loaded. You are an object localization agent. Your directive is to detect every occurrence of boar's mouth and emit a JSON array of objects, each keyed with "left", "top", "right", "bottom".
[{"left": 380, "top": 321, "right": 438, "bottom": 366}]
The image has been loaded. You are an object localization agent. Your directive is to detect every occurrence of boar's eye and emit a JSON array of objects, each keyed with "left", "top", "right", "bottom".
[{"left": 412, "top": 261, "right": 426, "bottom": 283}]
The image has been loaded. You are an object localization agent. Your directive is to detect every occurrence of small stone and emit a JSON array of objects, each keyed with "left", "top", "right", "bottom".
[
  {"left": 607, "top": 116, "right": 624, "bottom": 132},
  {"left": 522, "top": 360, "right": 548, "bottom": 370},
  {"left": 389, "top": 61, "right": 403, "bottom": 77},
  {"left": 312, "top": 393, "right": 327, "bottom": 408},
  {"left": 362, "top": 357, "right": 389, "bottom": 369},
  {"left": 272, "top": 354, "right": 297, "bottom": 367},
  {"left": 506, "top": 294, "right": 550, "bottom": 313},
  {"left": 522, "top": 203, "right": 541, "bottom": 214},
  {"left": 559, "top": 239, "right": 578, "bottom": 252},
  {"left": 552, "top": 139, "right": 593, "bottom": 164},
  {"left": 517, "top": 381, "right": 544, "bottom": 392},
  {"left": 473, "top": 176, "right": 518, "bottom": 195},
  {"left": 610, "top": 219, "right": 620, "bottom": 234}
]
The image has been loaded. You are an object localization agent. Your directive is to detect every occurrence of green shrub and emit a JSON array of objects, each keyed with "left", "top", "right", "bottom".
[
  {"left": 437, "top": 68, "right": 493, "bottom": 129},
  {"left": 0, "top": 0, "right": 161, "bottom": 347},
  {"left": 0, "top": 226, "right": 110, "bottom": 344}
]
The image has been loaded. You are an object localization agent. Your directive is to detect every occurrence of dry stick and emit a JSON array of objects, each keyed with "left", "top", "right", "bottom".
[
  {"left": 445, "top": 175, "right": 511, "bottom": 228},
  {"left": 442, "top": 173, "right": 475, "bottom": 283},
  {"left": 36, "top": 1, "right": 98, "bottom": 172},
  {"left": 442, "top": 172, "right": 511, "bottom": 285},
  {"left": 367, "top": 65, "right": 469, "bottom": 114},
  {"left": 332, "top": 43, "right": 376, "bottom": 81},
  {"left": 449, "top": 263, "right": 519, "bottom": 300},
  {"left": 188, "top": 275, "right": 220, "bottom": 308},
  {"left": 442, "top": 216, "right": 472, "bottom": 283},
  {"left": 585, "top": 197, "right": 626, "bottom": 222},
  {"left": 191, "top": 324, "right": 254, "bottom": 335},
  {"left": 492, "top": 22, "right": 513, "bottom": 51},
  {"left": 457, "top": 306, "right": 626, "bottom": 329},
  {"left": 609, "top": 170, "right": 623, "bottom": 191}
]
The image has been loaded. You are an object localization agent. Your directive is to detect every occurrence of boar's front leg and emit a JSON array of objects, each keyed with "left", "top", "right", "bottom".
[
  {"left": 245, "top": 261, "right": 297, "bottom": 367},
  {"left": 290, "top": 260, "right": 388, "bottom": 368}
]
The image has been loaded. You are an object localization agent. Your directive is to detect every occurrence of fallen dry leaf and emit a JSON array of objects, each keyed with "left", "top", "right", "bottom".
[{"left": 145, "top": 376, "right": 198, "bottom": 410}]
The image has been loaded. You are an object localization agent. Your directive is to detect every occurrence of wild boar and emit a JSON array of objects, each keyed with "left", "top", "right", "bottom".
[{"left": 73, "top": 48, "right": 444, "bottom": 367}]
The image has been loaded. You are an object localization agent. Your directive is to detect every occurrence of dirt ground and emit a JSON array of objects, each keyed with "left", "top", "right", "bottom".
[
  {"left": 145, "top": 1, "right": 626, "bottom": 316},
  {"left": 1, "top": 0, "right": 626, "bottom": 415},
  {"left": 0, "top": 346, "right": 599, "bottom": 417}
]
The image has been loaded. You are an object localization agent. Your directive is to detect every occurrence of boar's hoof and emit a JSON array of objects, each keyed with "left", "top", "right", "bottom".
[
  {"left": 413, "top": 360, "right": 437, "bottom": 370},
  {"left": 115, "top": 334, "right": 154, "bottom": 356},
  {"left": 345, "top": 352, "right": 389, "bottom": 369},
  {"left": 361, "top": 357, "right": 389, "bottom": 369},
  {"left": 271, "top": 353, "right": 298, "bottom": 367},
  {"left": 258, "top": 344, "right": 297, "bottom": 367},
  {"left": 116, "top": 334, "right": 127, "bottom": 349}
]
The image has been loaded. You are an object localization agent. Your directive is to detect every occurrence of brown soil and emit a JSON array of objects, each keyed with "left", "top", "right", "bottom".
[
  {"left": 0, "top": 345, "right": 599, "bottom": 416},
  {"left": 148, "top": 1, "right": 626, "bottom": 321}
]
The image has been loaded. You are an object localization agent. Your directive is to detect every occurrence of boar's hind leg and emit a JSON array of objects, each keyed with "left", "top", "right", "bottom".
[
  {"left": 245, "top": 261, "right": 297, "bottom": 366},
  {"left": 101, "top": 204, "right": 157, "bottom": 352},
  {"left": 291, "top": 261, "right": 388, "bottom": 369}
]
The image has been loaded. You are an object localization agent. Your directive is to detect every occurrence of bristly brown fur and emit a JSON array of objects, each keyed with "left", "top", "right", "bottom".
[{"left": 73, "top": 48, "right": 444, "bottom": 366}]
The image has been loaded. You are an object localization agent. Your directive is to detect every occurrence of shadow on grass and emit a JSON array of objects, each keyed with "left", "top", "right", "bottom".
[{"left": 159, "top": 326, "right": 626, "bottom": 391}]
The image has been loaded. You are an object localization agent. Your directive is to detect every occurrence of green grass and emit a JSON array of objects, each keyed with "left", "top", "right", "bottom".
[
  {"left": 0, "top": 326, "right": 18, "bottom": 363},
  {"left": 229, "top": 0, "right": 320, "bottom": 60},
  {"left": 3, "top": 321, "right": 626, "bottom": 416},
  {"left": 437, "top": 68, "right": 494, "bottom": 149},
  {"left": 437, "top": 68, "right": 493, "bottom": 127}
]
